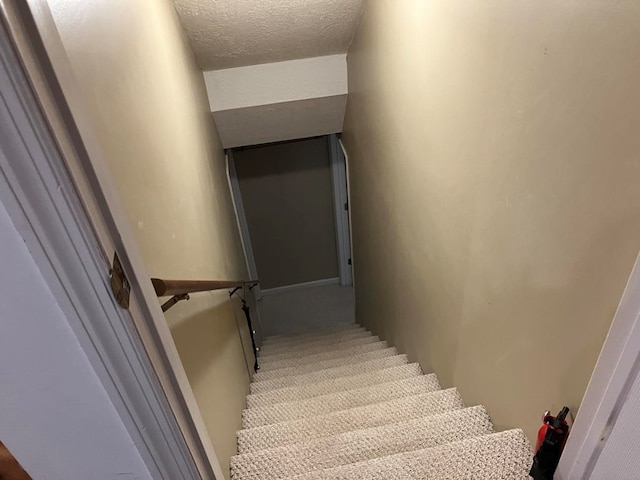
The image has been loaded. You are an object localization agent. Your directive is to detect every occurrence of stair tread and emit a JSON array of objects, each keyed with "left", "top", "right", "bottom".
[
  {"left": 264, "top": 323, "right": 362, "bottom": 338},
  {"left": 259, "top": 334, "right": 379, "bottom": 361},
  {"left": 231, "top": 405, "right": 494, "bottom": 480},
  {"left": 239, "top": 323, "right": 532, "bottom": 479},
  {"left": 262, "top": 325, "right": 364, "bottom": 348},
  {"left": 237, "top": 388, "right": 464, "bottom": 453},
  {"left": 261, "top": 331, "right": 370, "bottom": 354},
  {"left": 243, "top": 374, "right": 440, "bottom": 428},
  {"left": 254, "top": 346, "right": 397, "bottom": 381},
  {"left": 262, "top": 326, "right": 367, "bottom": 347},
  {"left": 258, "top": 341, "right": 390, "bottom": 373},
  {"left": 288, "top": 429, "right": 532, "bottom": 480},
  {"left": 247, "top": 363, "right": 423, "bottom": 408},
  {"left": 250, "top": 354, "right": 409, "bottom": 393}
]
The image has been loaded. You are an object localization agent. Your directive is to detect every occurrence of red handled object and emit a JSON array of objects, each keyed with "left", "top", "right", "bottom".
[{"left": 530, "top": 407, "right": 570, "bottom": 480}]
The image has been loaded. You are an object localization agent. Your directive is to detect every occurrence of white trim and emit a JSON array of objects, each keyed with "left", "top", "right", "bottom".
[
  {"left": 204, "top": 54, "right": 347, "bottom": 112},
  {"left": 557, "top": 251, "right": 640, "bottom": 479},
  {"left": 261, "top": 277, "right": 340, "bottom": 296},
  {"left": 338, "top": 138, "right": 355, "bottom": 287},
  {"left": 225, "top": 151, "right": 264, "bottom": 346},
  {"left": 329, "top": 134, "right": 353, "bottom": 286},
  {"left": 226, "top": 150, "right": 262, "bottom": 300}
]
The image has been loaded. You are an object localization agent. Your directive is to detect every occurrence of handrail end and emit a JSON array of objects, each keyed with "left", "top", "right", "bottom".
[{"left": 150, "top": 278, "right": 167, "bottom": 296}]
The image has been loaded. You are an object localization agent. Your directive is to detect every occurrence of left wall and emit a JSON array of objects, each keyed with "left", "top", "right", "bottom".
[{"left": 47, "top": 1, "right": 250, "bottom": 478}]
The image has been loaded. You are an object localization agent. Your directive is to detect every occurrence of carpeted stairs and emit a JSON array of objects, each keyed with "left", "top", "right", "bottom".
[{"left": 231, "top": 324, "right": 533, "bottom": 479}]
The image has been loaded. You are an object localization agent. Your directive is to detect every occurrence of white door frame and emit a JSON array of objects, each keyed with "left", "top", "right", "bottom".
[
  {"left": 338, "top": 137, "right": 356, "bottom": 288},
  {"left": 1, "top": 1, "right": 223, "bottom": 478},
  {"left": 228, "top": 136, "right": 351, "bottom": 292},
  {"left": 557, "top": 251, "right": 640, "bottom": 479},
  {"left": 226, "top": 149, "right": 262, "bottom": 301},
  {"left": 226, "top": 150, "right": 264, "bottom": 345},
  {"left": 328, "top": 134, "right": 353, "bottom": 286}
]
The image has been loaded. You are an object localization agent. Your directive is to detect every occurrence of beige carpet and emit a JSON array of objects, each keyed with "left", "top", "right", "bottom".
[
  {"left": 231, "top": 324, "right": 533, "bottom": 479},
  {"left": 257, "top": 285, "right": 355, "bottom": 337}
]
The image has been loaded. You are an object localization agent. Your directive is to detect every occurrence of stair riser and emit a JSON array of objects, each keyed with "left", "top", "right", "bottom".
[
  {"left": 239, "top": 328, "right": 532, "bottom": 480},
  {"left": 251, "top": 355, "right": 409, "bottom": 394},
  {"left": 260, "top": 335, "right": 379, "bottom": 362},
  {"left": 287, "top": 430, "right": 532, "bottom": 480},
  {"left": 262, "top": 326, "right": 365, "bottom": 349},
  {"left": 261, "top": 332, "right": 370, "bottom": 354},
  {"left": 246, "top": 363, "right": 423, "bottom": 408},
  {"left": 243, "top": 374, "right": 441, "bottom": 428},
  {"left": 237, "top": 389, "right": 464, "bottom": 453},
  {"left": 254, "top": 346, "right": 398, "bottom": 381},
  {"left": 258, "top": 340, "right": 389, "bottom": 373},
  {"left": 231, "top": 406, "right": 494, "bottom": 480}
]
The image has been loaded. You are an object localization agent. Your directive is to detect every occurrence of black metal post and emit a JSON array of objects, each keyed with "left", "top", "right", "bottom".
[{"left": 241, "top": 299, "right": 260, "bottom": 372}]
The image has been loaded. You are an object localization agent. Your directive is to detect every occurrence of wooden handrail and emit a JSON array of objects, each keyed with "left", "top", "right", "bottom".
[
  {"left": 150, "top": 278, "right": 259, "bottom": 297},
  {"left": 151, "top": 277, "right": 261, "bottom": 371}
]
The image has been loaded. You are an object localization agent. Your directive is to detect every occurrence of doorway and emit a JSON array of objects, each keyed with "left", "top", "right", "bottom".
[{"left": 227, "top": 134, "right": 354, "bottom": 335}]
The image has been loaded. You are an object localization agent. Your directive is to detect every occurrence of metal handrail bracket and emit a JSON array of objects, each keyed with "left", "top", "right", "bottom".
[{"left": 151, "top": 277, "right": 261, "bottom": 372}]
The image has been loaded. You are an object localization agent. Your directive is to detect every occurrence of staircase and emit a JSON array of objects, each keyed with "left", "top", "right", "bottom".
[{"left": 231, "top": 324, "right": 533, "bottom": 479}]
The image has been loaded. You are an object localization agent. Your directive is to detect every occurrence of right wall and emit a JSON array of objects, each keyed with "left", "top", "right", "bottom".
[{"left": 343, "top": 0, "right": 640, "bottom": 441}]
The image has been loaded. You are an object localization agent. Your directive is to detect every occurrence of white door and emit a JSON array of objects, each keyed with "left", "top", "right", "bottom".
[{"left": 329, "top": 134, "right": 354, "bottom": 286}]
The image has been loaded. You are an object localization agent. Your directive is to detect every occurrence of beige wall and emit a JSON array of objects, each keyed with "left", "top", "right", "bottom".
[
  {"left": 344, "top": 0, "right": 640, "bottom": 442},
  {"left": 234, "top": 138, "right": 339, "bottom": 289},
  {"left": 47, "top": 1, "right": 249, "bottom": 477}
]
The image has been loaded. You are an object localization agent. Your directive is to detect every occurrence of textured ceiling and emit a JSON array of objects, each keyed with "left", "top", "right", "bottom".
[{"left": 172, "top": 0, "right": 365, "bottom": 70}]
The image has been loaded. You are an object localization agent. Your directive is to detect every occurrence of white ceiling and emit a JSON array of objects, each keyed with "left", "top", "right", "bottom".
[
  {"left": 205, "top": 55, "right": 347, "bottom": 147},
  {"left": 172, "top": 0, "right": 365, "bottom": 70},
  {"left": 203, "top": 54, "right": 347, "bottom": 111},
  {"left": 214, "top": 95, "right": 347, "bottom": 148}
]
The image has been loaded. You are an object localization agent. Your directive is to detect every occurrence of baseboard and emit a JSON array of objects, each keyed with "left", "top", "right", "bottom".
[{"left": 260, "top": 278, "right": 340, "bottom": 296}]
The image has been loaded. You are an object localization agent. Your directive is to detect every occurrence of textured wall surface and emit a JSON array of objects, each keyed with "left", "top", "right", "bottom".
[
  {"left": 343, "top": 0, "right": 640, "bottom": 443},
  {"left": 234, "top": 137, "right": 339, "bottom": 289},
  {"left": 172, "top": 0, "right": 365, "bottom": 70},
  {"left": 47, "top": 1, "right": 250, "bottom": 478}
]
